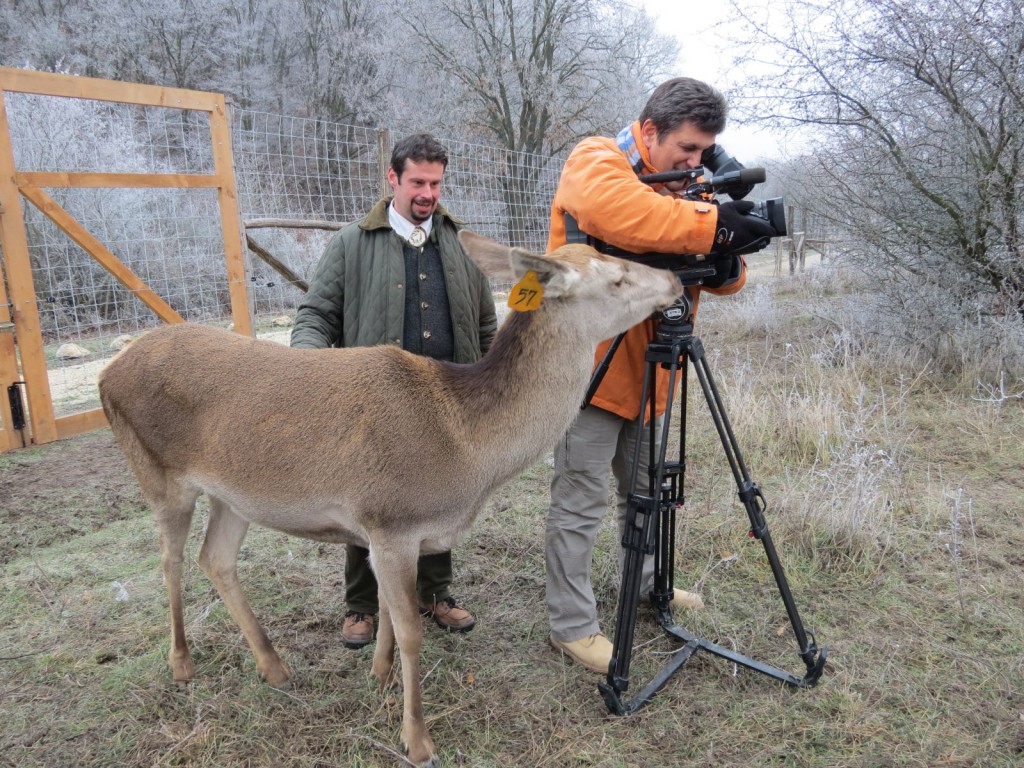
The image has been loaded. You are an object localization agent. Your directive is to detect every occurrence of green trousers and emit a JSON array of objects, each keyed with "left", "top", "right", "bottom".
[{"left": 344, "top": 545, "right": 453, "bottom": 614}]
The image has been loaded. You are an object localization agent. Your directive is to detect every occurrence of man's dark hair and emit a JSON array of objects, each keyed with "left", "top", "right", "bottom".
[
  {"left": 390, "top": 133, "right": 449, "bottom": 178},
  {"left": 638, "top": 77, "right": 727, "bottom": 139}
]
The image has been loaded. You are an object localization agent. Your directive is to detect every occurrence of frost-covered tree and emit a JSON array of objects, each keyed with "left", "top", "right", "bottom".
[{"left": 728, "top": 0, "right": 1024, "bottom": 319}]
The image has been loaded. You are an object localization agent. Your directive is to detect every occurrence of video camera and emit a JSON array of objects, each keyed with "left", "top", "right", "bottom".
[{"left": 586, "top": 145, "right": 787, "bottom": 286}]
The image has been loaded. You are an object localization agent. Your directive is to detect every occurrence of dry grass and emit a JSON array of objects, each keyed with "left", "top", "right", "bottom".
[{"left": 2, "top": 254, "right": 1023, "bottom": 767}]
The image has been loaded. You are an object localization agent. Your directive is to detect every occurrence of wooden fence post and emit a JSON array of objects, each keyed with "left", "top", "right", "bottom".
[{"left": 377, "top": 127, "right": 391, "bottom": 199}]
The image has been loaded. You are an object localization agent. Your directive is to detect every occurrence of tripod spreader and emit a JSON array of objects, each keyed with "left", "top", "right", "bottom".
[{"left": 598, "top": 317, "right": 826, "bottom": 716}]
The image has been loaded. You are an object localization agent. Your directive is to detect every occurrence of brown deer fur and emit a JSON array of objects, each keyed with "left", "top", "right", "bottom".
[{"left": 98, "top": 231, "right": 684, "bottom": 767}]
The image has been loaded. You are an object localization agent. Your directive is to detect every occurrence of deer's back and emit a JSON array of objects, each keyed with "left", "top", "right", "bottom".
[{"left": 99, "top": 323, "right": 475, "bottom": 513}]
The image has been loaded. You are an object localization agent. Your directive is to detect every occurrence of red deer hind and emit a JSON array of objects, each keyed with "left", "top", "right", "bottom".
[{"left": 98, "top": 231, "right": 684, "bottom": 767}]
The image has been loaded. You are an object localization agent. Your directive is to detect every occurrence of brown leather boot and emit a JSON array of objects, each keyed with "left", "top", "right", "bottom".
[
  {"left": 419, "top": 596, "right": 476, "bottom": 633},
  {"left": 341, "top": 611, "right": 375, "bottom": 649}
]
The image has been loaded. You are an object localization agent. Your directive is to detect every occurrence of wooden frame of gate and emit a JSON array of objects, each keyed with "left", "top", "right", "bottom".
[{"left": 0, "top": 68, "right": 252, "bottom": 452}]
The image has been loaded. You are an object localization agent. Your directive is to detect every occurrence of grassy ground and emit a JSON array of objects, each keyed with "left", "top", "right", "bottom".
[{"left": 2, "top": 257, "right": 1023, "bottom": 767}]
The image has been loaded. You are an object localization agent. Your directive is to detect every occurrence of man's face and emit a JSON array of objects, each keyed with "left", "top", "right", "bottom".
[
  {"left": 640, "top": 119, "right": 717, "bottom": 192},
  {"left": 388, "top": 159, "right": 445, "bottom": 224}
]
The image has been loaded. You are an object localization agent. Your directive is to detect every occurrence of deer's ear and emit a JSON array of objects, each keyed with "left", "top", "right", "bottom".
[
  {"left": 508, "top": 249, "right": 580, "bottom": 299},
  {"left": 459, "top": 229, "right": 580, "bottom": 299},
  {"left": 458, "top": 230, "right": 516, "bottom": 280}
]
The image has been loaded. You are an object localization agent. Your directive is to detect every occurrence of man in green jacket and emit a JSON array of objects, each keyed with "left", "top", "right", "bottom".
[{"left": 291, "top": 133, "right": 498, "bottom": 648}]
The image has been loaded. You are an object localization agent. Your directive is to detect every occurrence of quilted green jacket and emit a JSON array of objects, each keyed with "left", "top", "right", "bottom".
[{"left": 290, "top": 198, "right": 498, "bottom": 362}]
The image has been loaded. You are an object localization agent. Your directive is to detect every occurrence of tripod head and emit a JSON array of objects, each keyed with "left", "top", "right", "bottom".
[{"left": 655, "top": 286, "right": 695, "bottom": 342}]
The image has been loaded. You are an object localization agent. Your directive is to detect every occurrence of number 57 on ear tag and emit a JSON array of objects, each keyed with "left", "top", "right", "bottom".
[{"left": 508, "top": 270, "right": 544, "bottom": 311}]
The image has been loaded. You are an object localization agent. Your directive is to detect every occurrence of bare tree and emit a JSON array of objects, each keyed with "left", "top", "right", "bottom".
[
  {"left": 726, "top": 0, "right": 1024, "bottom": 321},
  {"left": 391, "top": 0, "right": 677, "bottom": 245}
]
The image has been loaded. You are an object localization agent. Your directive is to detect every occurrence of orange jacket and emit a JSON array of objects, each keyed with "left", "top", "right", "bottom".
[{"left": 547, "top": 122, "right": 747, "bottom": 421}]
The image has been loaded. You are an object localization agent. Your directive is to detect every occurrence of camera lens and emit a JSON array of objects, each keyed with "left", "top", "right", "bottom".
[{"left": 751, "top": 198, "right": 788, "bottom": 236}]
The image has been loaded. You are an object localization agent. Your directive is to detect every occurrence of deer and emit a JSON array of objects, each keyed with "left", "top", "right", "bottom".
[{"left": 98, "top": 230, "right": 684, "bottom": 768}]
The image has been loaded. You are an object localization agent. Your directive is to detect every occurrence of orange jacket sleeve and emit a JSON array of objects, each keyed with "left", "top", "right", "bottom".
[{"left": 547, "top": 136, "right": 719, "bottom": 256}]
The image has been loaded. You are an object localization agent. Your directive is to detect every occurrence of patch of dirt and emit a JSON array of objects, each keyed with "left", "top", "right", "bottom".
[{"left": 0, "top": 431, "right": 145, "bottom": 565}]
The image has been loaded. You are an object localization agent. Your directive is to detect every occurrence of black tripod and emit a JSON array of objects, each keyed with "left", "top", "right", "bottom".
[{"left": 590, "top": 287, "right": 827, "bottom": 716}]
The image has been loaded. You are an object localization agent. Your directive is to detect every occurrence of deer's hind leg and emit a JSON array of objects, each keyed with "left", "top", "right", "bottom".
[
  {"left": 198, "top": 495, "right": 292, "bottom": 688},
  {"left": 148, "top": 477, "right": 201, "bottom": 684},
  {"left": 374, "top": 601, "right": 398, "bottom": 690}
]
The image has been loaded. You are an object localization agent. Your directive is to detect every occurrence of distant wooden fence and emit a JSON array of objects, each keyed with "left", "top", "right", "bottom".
[
  {"left": 775, "top": 206, "right": 829, "bottom": 275},
  {"left": 243, "top": 218, "right": 348, "bottom": 293}
]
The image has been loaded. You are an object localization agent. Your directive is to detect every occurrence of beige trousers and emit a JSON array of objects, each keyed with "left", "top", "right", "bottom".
[{"left": 546, "top": 405, "right": 665, "bottom": 643}]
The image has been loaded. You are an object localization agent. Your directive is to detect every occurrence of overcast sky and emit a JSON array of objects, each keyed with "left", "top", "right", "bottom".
[{"left": 638, "top": 0, "right": 786, "bottom": 162}]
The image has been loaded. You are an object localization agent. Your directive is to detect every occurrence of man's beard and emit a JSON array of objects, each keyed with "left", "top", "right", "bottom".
[{"left": 411, "top": 198, "right": 435, "bottom": 223}]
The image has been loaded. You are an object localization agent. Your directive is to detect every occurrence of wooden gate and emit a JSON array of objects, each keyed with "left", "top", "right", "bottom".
[{"left": 0, "top": 68, "right": 252, "bottom": 452}]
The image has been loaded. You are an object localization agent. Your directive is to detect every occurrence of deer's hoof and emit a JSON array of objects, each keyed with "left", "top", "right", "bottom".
[
  {"left": 261, "top": 661, "right": 293, "bottom": 690},
  {"left": 169, "top": 653, "right": 195, "bottom": 684},
  {"left": 371, "top": 665, "right": 399, "bottom": 691},
  {"left": 269, "top": 677, "right": 293, "bottom": 691},
  {"left": 402, "top": 741, "right": 439, "bottom": 768}
]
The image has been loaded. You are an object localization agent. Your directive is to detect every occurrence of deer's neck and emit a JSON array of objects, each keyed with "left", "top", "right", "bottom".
[{"left": 440, "top": 309, "right": 595, "bottom": 475}]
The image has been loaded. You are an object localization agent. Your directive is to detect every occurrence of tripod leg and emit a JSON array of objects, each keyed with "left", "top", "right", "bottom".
[
  {"left": 650, "top": 355, "right": 691, "bottom": 620},
  {"left": 603, "top": 361, "right": 658, "bottom": 702},
  {"left": 601, "top": 341, "right": 687, "bottom": 713},
  {"left": 686, "top": 338, "right": 826, "bottom": 683}
]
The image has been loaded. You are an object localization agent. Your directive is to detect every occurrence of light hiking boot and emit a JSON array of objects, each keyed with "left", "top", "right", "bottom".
[
  {"left": 646, "top": 588, "right": 706, "bottom": 611},
  {"left": 419, "top": 596, "right": 476, "bottom": 632},
  {"left": 549, "top": 632, "right": 613, "bottom": 674},
  {"left": 670, "top": 588, "right": 705, "bottom": 610},
  {"left": 341, "top": 611, "right": 375, "bottom": 649}
]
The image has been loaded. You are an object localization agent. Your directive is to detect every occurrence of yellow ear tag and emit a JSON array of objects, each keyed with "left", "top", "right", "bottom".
[{"left": 508, "top": 270, "right": 544, "bottom": 311}]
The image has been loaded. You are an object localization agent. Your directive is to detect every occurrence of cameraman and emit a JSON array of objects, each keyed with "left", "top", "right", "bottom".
[{"left": 545, "top": 77, "right": 774, "bottom": 673}]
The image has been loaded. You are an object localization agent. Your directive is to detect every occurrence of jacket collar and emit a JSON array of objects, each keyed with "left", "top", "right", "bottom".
[{"left": 616, "top": 121, "right": 656, "bottom": 175}]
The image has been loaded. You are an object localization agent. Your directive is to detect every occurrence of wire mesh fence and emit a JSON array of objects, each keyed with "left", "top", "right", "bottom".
[
  {"left": 1, "top": 90, "right": 565, "bottom": 419},
  {"left": 3, "top": 92, "right": 238, "bottom": 417},
  {"left": 234, "top": 109, "right": 565, "bottom": 321}
]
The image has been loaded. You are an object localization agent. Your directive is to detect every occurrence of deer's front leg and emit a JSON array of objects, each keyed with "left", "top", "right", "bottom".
[{"left": 370, "top": 541, "right": 438, "bottom": 767}]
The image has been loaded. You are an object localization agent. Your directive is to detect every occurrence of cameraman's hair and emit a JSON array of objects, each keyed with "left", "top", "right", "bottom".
[
  {"left": 390, "top": 133, "right": 449, "bottom": 179},
  {"left": 639, "top": 78, "right": 727, "bottom": 138}
]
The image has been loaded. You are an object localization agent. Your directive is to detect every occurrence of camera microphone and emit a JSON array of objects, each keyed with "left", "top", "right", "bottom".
[{"left": 636, "top": 166, "right": 765, "bottom": 200}]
